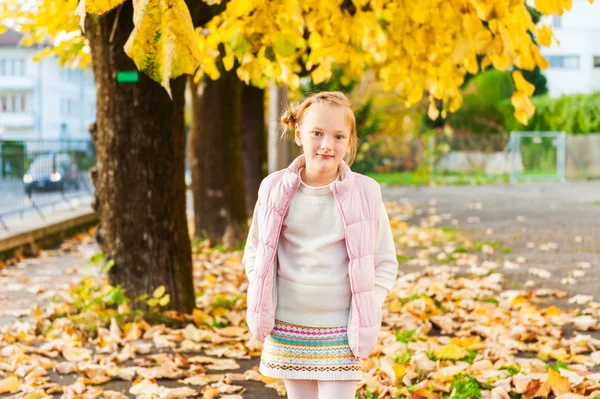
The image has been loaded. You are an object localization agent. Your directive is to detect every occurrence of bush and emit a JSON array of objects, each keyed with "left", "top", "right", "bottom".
[
  {"left": 501, "top": 91, "right": 600, "bottom": 134},
  {"left": 445, "top": 70, "right": 513, "bottom": 135}
]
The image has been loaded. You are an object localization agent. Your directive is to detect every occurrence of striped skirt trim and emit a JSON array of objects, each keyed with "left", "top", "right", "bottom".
[{"left": 259, "top": 319, "right": 363, "bottom": 381}]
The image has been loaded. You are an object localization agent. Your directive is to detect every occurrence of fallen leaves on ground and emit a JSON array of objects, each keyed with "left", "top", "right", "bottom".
[{"left": 0, "top": 201, "right": 599, "bottom": 398}]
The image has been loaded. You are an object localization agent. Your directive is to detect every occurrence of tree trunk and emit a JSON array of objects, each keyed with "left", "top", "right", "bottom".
[
  {"left": 85, "top": 2, "right": 195, "bottom": 313},
  {"left": 240, "top": 84, "right": 266, "bottom": 214},
  {"left": 268, "top": 80, "right": 290, "bottom": 173},
  {"left": 188, "top": 71, "right": 247, "bottom": 248}
]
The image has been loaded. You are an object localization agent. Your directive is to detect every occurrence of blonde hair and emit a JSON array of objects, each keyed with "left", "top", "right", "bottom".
[{"left": 280, "top": 91, "right": 358, "bottom": 166}]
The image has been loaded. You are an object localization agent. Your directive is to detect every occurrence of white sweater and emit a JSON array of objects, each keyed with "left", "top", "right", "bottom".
[{"left": 243, "top": 171, "right": 398, "bottom": 327}]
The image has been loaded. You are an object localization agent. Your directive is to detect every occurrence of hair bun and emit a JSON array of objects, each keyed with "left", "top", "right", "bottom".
[{"left": 280, "top": 109, "right": 297, "bottom": 128}]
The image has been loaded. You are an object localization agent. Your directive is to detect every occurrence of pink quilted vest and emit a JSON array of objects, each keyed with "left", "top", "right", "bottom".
[{"left": 245, "top": 154, "right": 383, "bottom": 359}]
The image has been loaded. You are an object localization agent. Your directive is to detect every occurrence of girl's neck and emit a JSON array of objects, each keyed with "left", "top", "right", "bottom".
[{"left": 300, "top": 166, "right": 339, "bottom": 187}]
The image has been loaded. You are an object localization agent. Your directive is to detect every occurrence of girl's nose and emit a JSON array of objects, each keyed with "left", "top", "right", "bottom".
[{"left": 320, "top": 137, "right": 332, "bottom": 151}]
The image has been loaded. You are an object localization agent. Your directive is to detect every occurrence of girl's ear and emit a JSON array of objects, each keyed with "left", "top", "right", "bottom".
[{"left": 295, "top": 126, "right": 302, "bottom": 146}]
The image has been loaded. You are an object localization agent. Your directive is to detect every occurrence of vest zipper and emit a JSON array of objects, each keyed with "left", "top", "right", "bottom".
[
  {"left": 331, "top": 185, "right": 361, "bottom": 358},
  {"left": 257, "top": 179, "right": 301, "bottom": 340}
]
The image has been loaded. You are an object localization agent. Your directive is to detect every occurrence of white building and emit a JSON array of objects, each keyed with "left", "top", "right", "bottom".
[
  {"left": 540, "top": 0, "right": 600, "bottom": 96},
  {"left": 0, "top": 28, "right": 96, "bottom": 141}
]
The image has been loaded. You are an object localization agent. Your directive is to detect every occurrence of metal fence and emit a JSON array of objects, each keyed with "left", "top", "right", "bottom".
[
  {"left": 0, "top": 139, "right": 96, "bottom": 230},
  {"left": 427, "top": 133, "right": 511, "bottom": 183},
  {"left": 426, "top": 131, "right": 599, "bottom": 184},
  {"left": 508, "top": 131, "right": 566, "bottom": 183}
]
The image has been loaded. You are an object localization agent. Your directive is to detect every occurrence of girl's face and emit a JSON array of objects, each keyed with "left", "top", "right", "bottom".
[{"left": 295, "top": 103, "right": 351, "bottom": 176}]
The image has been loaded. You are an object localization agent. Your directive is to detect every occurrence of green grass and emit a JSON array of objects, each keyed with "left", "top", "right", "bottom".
[
  {"left": 520, "top": 168, "right": 558, "bottom": 176},
  {"left": 367, "top": 171, "right": 510, "bottom": 186},
  {"left": 593, "top": 200, "right": 600, "bottom": 206},
  {"left": 366, "top": 171, "right": 428, "bottom": 186},
  {"left": 433, "top": 172, "right": 510, "bottom": 185}
]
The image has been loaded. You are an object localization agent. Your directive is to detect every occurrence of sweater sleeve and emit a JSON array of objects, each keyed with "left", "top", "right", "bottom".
[
  {"left": 242, "top": 201, "right": 260, "bottom": 279},
  {"left": 373, "top": 201, "right": 399, "bottom": 308}
]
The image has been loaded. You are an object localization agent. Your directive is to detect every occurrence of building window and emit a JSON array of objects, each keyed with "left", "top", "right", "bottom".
[
  {"left": 0, "top": 94, "right": 27, "bottom": 112},
  {"left": 0, "top": 95, "right": 25, "bottom": 113},
  {"left": 594, "top": 56, "right": 600, "bottom": 68},
  {"left": 0, "top": 59, "right": 26, "bottom": 76},
  {"left": 546, "top": 55, "right": 580, "bottom": 69}
]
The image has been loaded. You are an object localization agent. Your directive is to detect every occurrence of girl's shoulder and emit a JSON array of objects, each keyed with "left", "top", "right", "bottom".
[
  {"left": 351, "top": 171, "right": 382, "bottom": 193},
  {"left": 257, "top": 169, "right": 288, "bottom": 195}
]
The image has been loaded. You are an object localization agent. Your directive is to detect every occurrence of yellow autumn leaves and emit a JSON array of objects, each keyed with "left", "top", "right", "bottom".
[
  {"left": 1, "top": 0, "right": 595, "bottom": 121},
  {"left": 76, "top": 0, "right": 201, "bottom": 97},
  {"left": 124, "top": 0, "right": 201, "bottom": 98},
  {"left": 512, "top": 70, "right": 537, "bottom": 125}
]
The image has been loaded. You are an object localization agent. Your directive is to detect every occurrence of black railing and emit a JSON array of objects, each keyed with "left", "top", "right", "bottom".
[{"left": 0, "top": 139, "right": 96, "bottom": 230}]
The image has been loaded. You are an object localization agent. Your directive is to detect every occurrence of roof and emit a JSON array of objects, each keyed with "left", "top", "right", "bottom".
[{"left": 0, "top": 27, "right": 24, "bottom": 47}]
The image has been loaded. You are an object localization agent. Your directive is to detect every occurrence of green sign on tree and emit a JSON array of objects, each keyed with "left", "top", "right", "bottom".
[{"left": 116, "top": 71, "right": 139, "bottom": 83}]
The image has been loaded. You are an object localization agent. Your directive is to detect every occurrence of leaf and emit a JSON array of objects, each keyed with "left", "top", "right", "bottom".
[
  {"left": 89, "top": 252, "right": 104, "bottom": 264},
  {"left": 411, "top": 388, "right": 441, "bottom": 399},
  {"left": 523, "top": 379, "right": 550, "bottom": 399},
  {"left": 511, "top": 91, "right": 535, "bottom": 125},
  {"left": 535, "top": 0, "right": 573, "bottom": 15},
  {"left": 147, "top": 298, "right": 158, "bottom": 307},
  {"left": 192, "top": 308, "right": 212, "bottom": 326},
  {"left": 512, "top": 71, "right": 535, "bottom": 97},
  {"left": 124, "top": 0, "right": 201, "bottom": 99},
  {"left": 310, "top": 62, "right": 331, "bottom": 85},
  {"left": 223, "top": 53, "right": 235, "bottom": 71},
  {"left": 491, "top": 54, "right": 512, "bottom": 71},
  {"left": 410, "top": 7, "right": 429, "bottom": 24},
  {"left": 395, "top": 329, "right": 416, "bottom": 343},
  {"left": 214, "top": 326, "right": 246, "bottom": 337},
  {"left": 547, "top": 368, "right": 572, "bottom": 396},
  {"left": 62, "top": 347, "right": 92, "bottom": 362},
  {"left": 536, "top": 25, "right": 554, "bottom": 47},
  {"left": 434, "top": 343, "right": 467, "bottom": 360},
  {"left": 428, "top": 102, "right": 440, "bottom": 121},
  {"left": 227, "top": 0, "right": 253, "bottom": 17},
  {"left": 75, "top": 0, "right": 86, "bottom": 31},
  {"left": 158, "top": 294, "right": 170, "bottom": 307},
  {"left": 103, "top": 286, "right": 128, "bottom": 305},
  {"left": 85, "top": 0, "right": 127, "bottom": 15},
  {"left": 0, "top": 376, "right": 20, "bottom": 394},
  {"left": 101, "top": 258, "right": 115, "bottom": 273},
  {"left": 273, "top": 31, "right": 296, "bottom": 58},
  {"left": 153, "top": 285, "right": 166, "bottom": 299},
  {"left": 230, "top": 28, "right": 251, "bottom": 59}
]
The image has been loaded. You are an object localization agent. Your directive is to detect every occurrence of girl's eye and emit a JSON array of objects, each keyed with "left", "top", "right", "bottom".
[
  {"left": 312, "top": 131, "right": 322, "bottom": 136},
  {"left": 336, "top": 135, "right": 344, "bottom": 140}
]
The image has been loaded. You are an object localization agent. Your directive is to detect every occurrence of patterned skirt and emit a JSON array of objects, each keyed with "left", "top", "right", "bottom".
[{"left": 259, "top": 319, "right": 363, "bottom": 380}]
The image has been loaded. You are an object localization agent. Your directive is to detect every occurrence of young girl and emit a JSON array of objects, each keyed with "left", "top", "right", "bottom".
[{"left": 243, "top": 91, "right": 398, "bottom": 399}]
